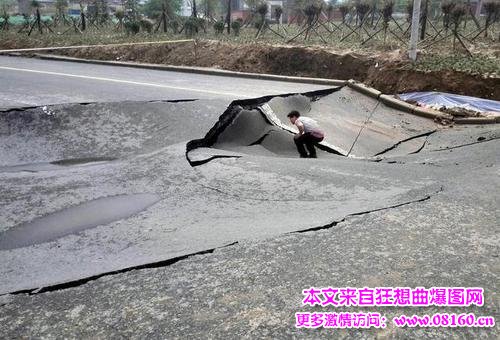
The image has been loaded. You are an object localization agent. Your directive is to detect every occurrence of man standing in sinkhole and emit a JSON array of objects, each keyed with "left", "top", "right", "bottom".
[{"left": 287, "top": 111, "right": 325, "bottom": 158}]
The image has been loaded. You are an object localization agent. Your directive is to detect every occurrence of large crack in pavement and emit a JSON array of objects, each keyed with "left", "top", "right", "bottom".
[
  {"left": 3, "top": 241, "right": 239, "bottom": 297},
  {"left": 429, "top": 135, "right": 500, "bottom": 152},
  {"left": 294, "top": 186, "right": 443, "bottom": 233},
  {"left": 408, "top": 134, "right": 431, "bottom": 154},
  {"left": 373, "top": 130, "right": 437, "bottom": 157},
  {"left": 188, "top": 155, "right": 242, "bottom": 167},
  {"left": 0, "top": 99, "right": 199, "bottom": 113}
]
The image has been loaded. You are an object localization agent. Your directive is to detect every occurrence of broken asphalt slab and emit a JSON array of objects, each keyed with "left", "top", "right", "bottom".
[
  {"left": 0, "top": 137, "right": 498, "bottom": 338},
  {"left": 0, "top": 87, "right": 499, "bottom": 338},
  {"left": 1, "top": 88, "right": 446, "bottom": 294}
]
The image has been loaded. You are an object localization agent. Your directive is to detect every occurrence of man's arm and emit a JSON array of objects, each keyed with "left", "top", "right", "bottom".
[{"left": 295, "top": 120, "right": 305, "bottom": 137}]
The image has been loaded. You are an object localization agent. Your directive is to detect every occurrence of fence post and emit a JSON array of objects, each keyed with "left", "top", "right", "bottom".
[
  {"left": 193, "top": 39, "right": 197, "bottom": 61},
  {"left": 409, "top": 0, "right": 422, "bottom": 61}
]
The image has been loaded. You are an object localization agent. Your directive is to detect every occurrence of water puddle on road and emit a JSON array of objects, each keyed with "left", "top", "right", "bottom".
[
  {"left": 0, "top": 157, "right": 117, "bottom": 173},
  {"left": 0, "top": 193, "right": 160, "bottom": 251},
  {"left": 50, "top": 157, "right": 117, "bottom": 166}
]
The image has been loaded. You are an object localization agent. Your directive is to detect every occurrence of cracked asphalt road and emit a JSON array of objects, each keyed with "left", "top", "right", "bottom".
[{"left": 0, "top": 85, "right": 499, "bottom": 339}]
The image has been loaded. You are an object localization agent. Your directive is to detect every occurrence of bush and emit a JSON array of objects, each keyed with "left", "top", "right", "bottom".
[
  {"left": 0, "top": 12, "right": 9, "bottom": 29},
  {"left": 140, "top": 18, "right": 154, "bottom": 33},
  {"left": 326, "top": 4, "right": 334, "bottom": 20},
  {"left": 184, "top": 17, "right": 199, "bottom": 37},
  {"left": 41, "top": 15, "right": 53, "bottom": 24},
  {"left": 355, "top": 2, "right": 370, "bottom": 23},
  {"left": 450, "top": 5, "right": 466, "bottom": 28},
  {"left": 195, "top": 17, "right": 207, "bottom": 32},
  {"left": 442, "top": 1, "right": 456, "bottom": 29},
  {"left": 274, "top": 6, "right": 283, "bottom": 21},
  {"left": 253, "top": 17, "right": 270, "bottom": 30},
  {"left": 214, "top": 20, "right": 224, "bottom": 34},
  {"left": 484, "top": 1, "right": 500, "bottom": 26},
  {"left": 231, "top": 19, "right": 241, "bottom": 36},
  {"left": 124, "top": 21, "right": 140, "bottom": 35},
  {"left": 115, "top": 9, "right": 125, "bottom": 21},
  {"left": 257, "top": 3, "right": 268, "bottom": 17},
  {"left": 170, "top": 20, "right": 179, "bottom": 33},
  {"left": 338, "top": 4, "right": 350, "bottom": 23},
  {"left": 382, "top": 1, "right": 394, "bottom": 25},
  {"left": 253, "top": 17, "right": 262, "bottom": 29}
]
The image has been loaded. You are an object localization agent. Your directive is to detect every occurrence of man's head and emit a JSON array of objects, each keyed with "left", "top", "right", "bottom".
[{"left": 287, "top": 110, "right": 300, "bottom": 124}]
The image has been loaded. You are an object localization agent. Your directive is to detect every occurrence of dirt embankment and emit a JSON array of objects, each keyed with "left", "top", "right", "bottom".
[
  {"left": 18, "top": 40, "right": 500, "bottom": 100},
  {"left": 366, "top": 66, "right": 500, "bottom": 100}
]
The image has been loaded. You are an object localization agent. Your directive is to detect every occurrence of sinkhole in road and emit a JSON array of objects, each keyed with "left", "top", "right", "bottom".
[
  {"left": 0, "top": 193, "right": 160, "bottom": 251},
  {"left": 186, "top": 86, "right": 439, "bottom": 164}
]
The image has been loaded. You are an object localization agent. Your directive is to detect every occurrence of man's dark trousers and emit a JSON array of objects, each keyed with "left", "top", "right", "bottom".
[{"left": 294, "top": 133, "right": 324, "bottom": 158}]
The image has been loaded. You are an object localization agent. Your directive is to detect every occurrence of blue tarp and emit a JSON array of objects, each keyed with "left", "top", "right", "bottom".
[{"left": 399, "top": 91, "right": 500, "bottom": 114}]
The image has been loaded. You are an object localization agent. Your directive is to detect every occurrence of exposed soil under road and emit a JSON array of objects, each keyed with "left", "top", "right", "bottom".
[{"left": 23, "top": 40, "right": 497, "bottom": 101}]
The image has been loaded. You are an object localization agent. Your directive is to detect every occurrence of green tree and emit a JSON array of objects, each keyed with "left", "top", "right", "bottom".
[
  {"left": 97, "top": 0, "right": 109, "bottom": 23},
  {"left": 0, "top": 0, "right": 14, "bottom": 31},
  {"left": 225, "top": 0, "right": 230, "bottom": 33},
  {"left": 143, "top": 0, "right": 181, "bottom": 19},
  {"left": 124, "top": 0, "right": 140, "bottom": 21},
  {"left": 192, "top": 0, "right": 197, "bottom": 17},
  {"left": 245, "top": 0, "right": 264, "bottom": 11},
  {"left": 200, "top": 0, "right": 217, "bottom": 19},
  {"left": 115, "top": 8, "right": 125, "bottom": 28},
  {"left": 30, "top": 0, "right": 40, "bottom": 9},
  {"left": 55, "top": 0, "right": 68, "bottom": 18},
  {"left": 0, "top": 0, "right": 16, "bottom": 13}
]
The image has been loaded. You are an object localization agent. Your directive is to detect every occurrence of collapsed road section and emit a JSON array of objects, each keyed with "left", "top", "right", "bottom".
[
  {"left": 0, "top": 88, "right": 498, "bottom": 298},
  {"left": 186, "top": 85, "right": 446, "bottom": 166}
]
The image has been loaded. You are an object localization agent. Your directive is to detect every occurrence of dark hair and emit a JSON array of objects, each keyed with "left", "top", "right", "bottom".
[{"left": 287, "top": 110, "right": 300, "bottom": 118}]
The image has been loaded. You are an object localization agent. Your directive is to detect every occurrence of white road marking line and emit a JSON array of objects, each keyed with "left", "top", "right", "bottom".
[
  {"left": 0, "top": 66, "right": 252, "bottom": 98},
  {"left": 0, "top": 39, "right": 194, "bottom": 54}
]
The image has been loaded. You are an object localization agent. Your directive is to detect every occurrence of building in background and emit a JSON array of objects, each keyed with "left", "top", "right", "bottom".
[
  {"left": 14, "top": 0, "right": 125, "bottom": 16},
  {"left": 229, "top": 0, "right": 284, "bottom": 22}
]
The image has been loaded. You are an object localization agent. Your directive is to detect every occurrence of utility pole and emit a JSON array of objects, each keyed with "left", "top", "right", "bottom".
[
  {"left": 420, "top": 0, "right": 428, "bottom": 40},
  {"left": 226, "top": 0, "right": 231, "bottom": 34},
  {"left": 408, "top": 0, "right": 422, "bottom": 61},
  {"left": 475, "top": 0, "right": 483, "bottom": 18}
]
